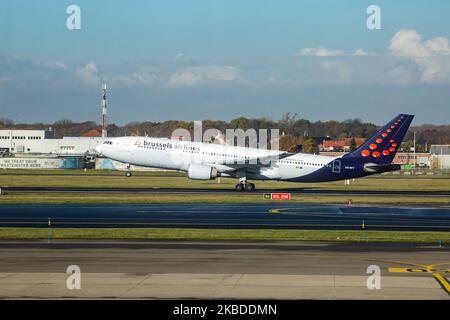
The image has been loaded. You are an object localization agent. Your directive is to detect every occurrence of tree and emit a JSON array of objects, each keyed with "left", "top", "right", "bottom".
[
  {"left": 279, "top": 112, "right": 298, "bottom": 135},
  {"left": 278, "top": 134, "right": 318, "bottom": 154},
  {"left": 349, "top": 137, "right": 357, "bottom": 151},
  {"left": 230, "top": 117, "right": 250, "bottom": 129},
  {"left": 0, "top": 118, "right": 14, "bottom": 128},
  {"left": 400, "top": 140, "right": 415, "bottom": 152}
]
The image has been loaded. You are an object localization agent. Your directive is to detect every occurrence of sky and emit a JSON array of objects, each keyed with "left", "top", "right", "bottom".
[{"left": 1, "top": 0, "right": 450, "bottom": 125}]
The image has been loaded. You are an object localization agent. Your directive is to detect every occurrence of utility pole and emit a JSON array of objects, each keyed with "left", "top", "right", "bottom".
[
  {"left": 101, "top": 83, "right": 107, "bottom": 138},
  {"left": 413, "top": 131, "right": 416, "bottom": 168}
]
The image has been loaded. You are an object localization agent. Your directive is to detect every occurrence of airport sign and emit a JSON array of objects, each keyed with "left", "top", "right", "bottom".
[{"left": 263, "top": 193, "right": 292, "bottom": 200}]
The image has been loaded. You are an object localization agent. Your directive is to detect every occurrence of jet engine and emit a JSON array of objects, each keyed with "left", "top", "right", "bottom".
[{"left": 188, "top": 164, "right": 219, "bottom": 180}]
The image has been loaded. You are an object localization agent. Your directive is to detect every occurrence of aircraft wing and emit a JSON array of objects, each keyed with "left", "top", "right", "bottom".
[{"left": 207, "top": 152, "right": 294, "bottom": 173}]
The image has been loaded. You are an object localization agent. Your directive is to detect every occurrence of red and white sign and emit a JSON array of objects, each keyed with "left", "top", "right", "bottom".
[{"left": 264, "top": 193, "right": 291, "bottom": 200}]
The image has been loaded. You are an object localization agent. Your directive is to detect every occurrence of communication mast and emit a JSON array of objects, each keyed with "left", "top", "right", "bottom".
[{"left": 101, "top": 83, "right": 107, "bottom": 137}]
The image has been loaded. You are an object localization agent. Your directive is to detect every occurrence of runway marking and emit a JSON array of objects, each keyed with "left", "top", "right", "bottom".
[{"left": 374, "top": 259, "right": 450, "bottom": 296}]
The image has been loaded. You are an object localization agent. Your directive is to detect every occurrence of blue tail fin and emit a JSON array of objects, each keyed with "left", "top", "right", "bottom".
[{"left": 344, "top": 114, "right": 414, "bottom": 164}]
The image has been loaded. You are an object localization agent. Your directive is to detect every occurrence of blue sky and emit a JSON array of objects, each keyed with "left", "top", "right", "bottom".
[{"left": 1, "top": 0, "right": 450, "bottom": 125}]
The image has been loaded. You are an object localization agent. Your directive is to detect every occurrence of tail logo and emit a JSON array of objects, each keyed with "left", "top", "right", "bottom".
[{"left": 359, "top": 115, "right": 407, "bottom": 159}]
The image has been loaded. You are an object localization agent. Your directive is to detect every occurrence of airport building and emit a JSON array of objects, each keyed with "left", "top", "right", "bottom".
[
  {"left": 319, "top": 138, "right": 366, "bottom": 152},
  {"left": 430, "top": 145, "right": 450, "bottom": 155},
  {"left": 0, "top": 129, "right": 105, "bottom": 156},
  {"left": 0, "top": 129, "right": 106, "bottom": 169},
  {"left": 0, "top": 129, "right": 161, "bottom": 171},
  {"left": 429, "top": 145, "right": 450, "bottom": 170}
]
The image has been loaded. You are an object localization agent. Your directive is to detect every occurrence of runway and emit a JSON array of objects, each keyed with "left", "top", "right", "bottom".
[
  {"left": 3, "top": 186, "right": 450, "bottom": 197},
  {"left": 0, "top": 240, "right": 449, "bottom": 299},
  {"left": 1, "top": 203, "right": 450, "bottom": 231}
]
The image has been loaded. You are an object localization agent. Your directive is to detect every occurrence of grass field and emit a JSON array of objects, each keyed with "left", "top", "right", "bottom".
[
  {"left": 0, "top": 227, "right": 449, "bottom": 243},
  {"left": 0, "top": 169, "right": 449, "bottom": 205},
  {"left": 1, "top": 169, "right": 449, "bottom": 191},
  {"left": 0, "top": 169, "right": 449, "bottom": 242},
  {"left": 1, "top": 192, "right": 450, "bottom": 205}
]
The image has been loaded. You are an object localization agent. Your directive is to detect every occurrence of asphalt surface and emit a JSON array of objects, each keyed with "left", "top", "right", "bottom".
[
  {"left": 1, "top": 203, "right": 450, "bottom": 231},
  {"left": 0, "top": 240, "right": 448, "bottom": 274},
  {"left": 3, "top": 186, "right": 450, "bottom": 197},
  {"left": 0, "top": 240, "right": 449, "bottom": 299}
]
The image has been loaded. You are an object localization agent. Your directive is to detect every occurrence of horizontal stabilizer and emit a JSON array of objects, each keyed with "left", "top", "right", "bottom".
[{"left": 363, "top": 163, "right": 401, "bottom": 173}]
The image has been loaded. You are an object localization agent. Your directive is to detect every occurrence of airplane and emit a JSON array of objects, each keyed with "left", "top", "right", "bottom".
[{"left": 95, "top": 114, "right": 414, "bottom": 191}]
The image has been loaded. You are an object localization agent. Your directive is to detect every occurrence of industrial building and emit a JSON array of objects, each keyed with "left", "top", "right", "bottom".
[
  {"left": 0, "top": 128, "right": 166, "bottom": 171},
  {"left": 429, "top": 145, "right": 450, "bottom": 170},
  {"left": 319, "top": 138, "right": 366, "bottom": 152},
  {"left": 0, "top": 129, "right": 105, "bottom": 169},
  {"left": 0, "top": 129, "right": 105, "bottom": 156},
  {"left": 430, "top": 145, "right": 450, "bottom": 155}
]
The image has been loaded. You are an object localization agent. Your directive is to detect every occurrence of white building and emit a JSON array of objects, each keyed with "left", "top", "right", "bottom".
[
  {"left": 0, "top": 129, "right": 106, "bottom": 156},
  {"left": 430, "top": 145, "right": 450, "bottom": 155},
  {"left": 429, "top": 145, "right": 450, "bottom": 170}
]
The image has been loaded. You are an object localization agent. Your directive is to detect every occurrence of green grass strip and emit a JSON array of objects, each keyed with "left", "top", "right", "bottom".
[{"left": 0, "top": 227, "right": 449, "bottom": 243}]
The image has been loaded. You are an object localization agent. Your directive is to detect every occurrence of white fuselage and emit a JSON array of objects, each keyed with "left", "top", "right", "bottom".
[{"left": 95, "top": 137, "right": 339, "bottom": 181}]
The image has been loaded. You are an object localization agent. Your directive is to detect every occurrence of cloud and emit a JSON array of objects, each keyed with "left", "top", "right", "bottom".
[
  {"left": 0, "top": 76, "right": 12, "bottom": 83},
  {"left": 385, "top": 63, "right": 419, "bottom": 85},
  {"left": 298, "top": 47, "right": 371, "bottom": 57},
  {"left": 295, "top": 30, "right": 450, "bottom": 84},
  {"left": 298, "top": 47, "right": 345, "bottom": 57},
  {"left": 2, "top": 30, "right": 449, "bottom": 98},
  {"left": 111, "top": 72, "right": 157, "bottom": 87},
  {"left": 174, "top": 53, "right": 185, "bottom": 61},
  {"left": 75, "top": 61, "right": 158, "bottom": 87},
  {"left": 353, "top": 49, "right": 369, "bottom": 56},
  {"left": 167, "top": 65, "right": 241, "bottom": 87},
  {"left": 32, "top": 59, "right": 67, "bottom": 70},
  {"left": 75, "top": 62, "right": 99, "bottom": 84},
  {"left": 389, "top": 29, "right": 450, "bottom": 58},
  {"left": 389, "top": 29, "right": 450, "bottom": 83},
  {"left": 268, "top": 71, "right": 281, "bottom": 82}
]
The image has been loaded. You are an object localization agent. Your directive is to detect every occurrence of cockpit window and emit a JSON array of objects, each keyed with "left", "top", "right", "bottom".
[{"left": 103, "top": 140, "right": 113, "bottom": 145}]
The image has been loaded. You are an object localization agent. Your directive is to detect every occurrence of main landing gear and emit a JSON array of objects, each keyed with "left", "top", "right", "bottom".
[
  {"left": 235, "top": 182, "right": 255, "bottom": 191},
  {"left": 235, "top": 177, "right": 255, "bottom": 192}
]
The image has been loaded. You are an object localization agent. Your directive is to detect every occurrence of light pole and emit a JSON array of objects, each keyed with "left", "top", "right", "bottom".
[{"left": 413, "top": 131, "right": 416, "bottom": 169}]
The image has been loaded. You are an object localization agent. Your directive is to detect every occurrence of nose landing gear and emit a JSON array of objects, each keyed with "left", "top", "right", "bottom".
[{"left": 125, "top": 164, "right": 132, "bottom": 177}]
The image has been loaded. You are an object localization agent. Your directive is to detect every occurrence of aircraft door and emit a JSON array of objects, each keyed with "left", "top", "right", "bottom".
[{"left": 332, "top": 160, "right": 341, "bottom": 173}]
